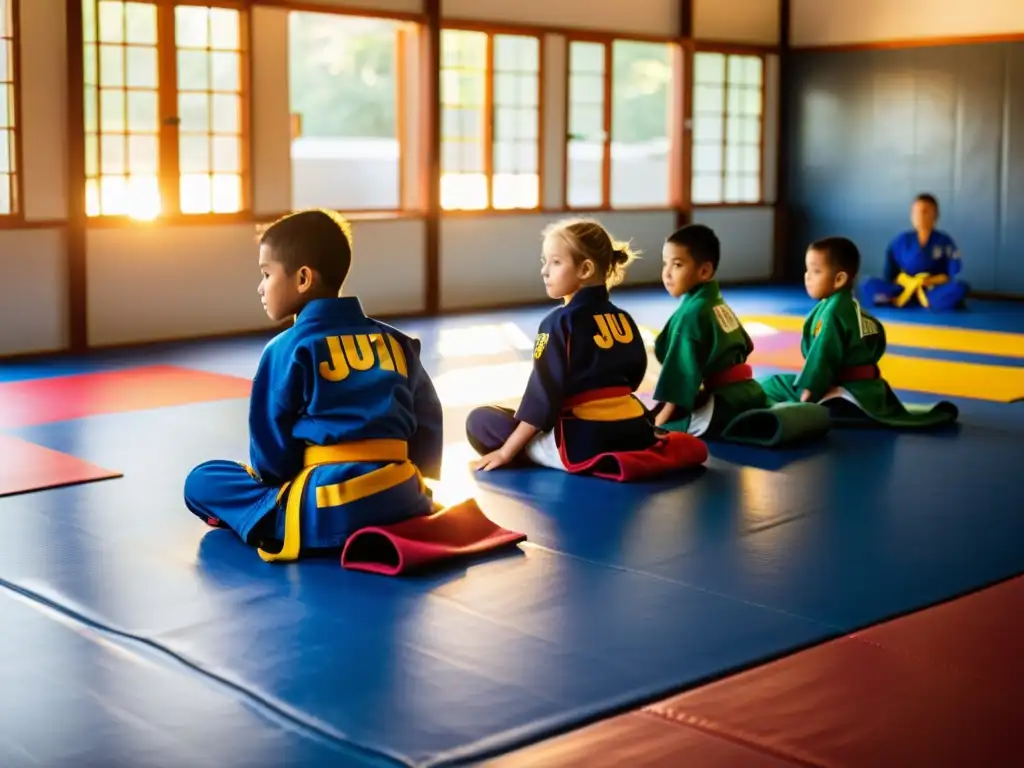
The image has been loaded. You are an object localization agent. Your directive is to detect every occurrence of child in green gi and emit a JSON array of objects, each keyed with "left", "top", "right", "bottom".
[
  {"left": 759, "top": 236, "right": 957, "bottom": 428},
  {"left": 651, "top": 224, "right": 769, "bottom": 437}
]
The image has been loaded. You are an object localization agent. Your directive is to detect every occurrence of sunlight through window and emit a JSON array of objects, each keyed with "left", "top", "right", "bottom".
[
  {"left": 692, "top": 52, "right": 763, "bottom": 204},
  {"left": 82, "top": 1, "right": 246, "bottom": 219},
  {"left": 175, "top": 5, "right": 244, "bottom": 214},
  {"left": 441, "top": 29, "right": 540, "bottom": 211},
  {"left": 84, "top": 0, "right": 161, "bottom": 218},
  {"left": 288, "top": 12, "right": 402, "bottom": 211}
]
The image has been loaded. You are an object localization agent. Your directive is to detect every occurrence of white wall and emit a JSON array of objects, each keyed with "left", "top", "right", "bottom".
[
  {"left": 442, "top": 0, "right": 679, "bottom": 38},
  {"left": 0, "top": 228, "right": 67, "bottom": 355},
  {"left": 792, "top": 0, "right": 1024, "bottom": 47},
  {"left": 441, "top": 210, "right": 677, "bottom": 309},
  {"left": 692, "top": 207, "right": 775, "bottom": 281},
  {"left": 1, "top": 0, "right": 779, "bottom": 357},
  {"left": 694, "top": 0, "right": 780, "bottom": 45}
]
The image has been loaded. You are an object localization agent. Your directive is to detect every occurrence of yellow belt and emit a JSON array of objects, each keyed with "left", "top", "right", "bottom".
[
  {"left": 894, "top": 271, "right": 948, "bottom": 309},
  {"left": 569, "top": 395, "right": 646, "bottom": 422},
  {"left": 258, "top": 439, "right": 419, "bottom": 563}
]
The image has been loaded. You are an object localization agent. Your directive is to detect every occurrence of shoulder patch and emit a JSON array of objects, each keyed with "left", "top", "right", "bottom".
[
  {"left": 813, "top": 319, "right": 823, "bottom": 337},
  {"left": 712, "top": 304, "right": 740, "bottom": 333},
  {"left": 533, "top": 332, "right": 550, "bottom": 359},
  {"left": 852, "top": 298, "right": 879, "bottom": 338}
]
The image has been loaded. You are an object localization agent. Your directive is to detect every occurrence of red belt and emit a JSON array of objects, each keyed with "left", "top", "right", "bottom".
[
  {"left": 703, "top": 363, "right": 753, "bottom": 391},
  {"left": 839, "top": 364, "right": 880, "bottom": 382}
]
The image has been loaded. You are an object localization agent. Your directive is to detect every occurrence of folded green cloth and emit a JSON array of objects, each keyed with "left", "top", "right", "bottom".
[{"left": 718, "top": 402, "right": 833, "bottom": 447}]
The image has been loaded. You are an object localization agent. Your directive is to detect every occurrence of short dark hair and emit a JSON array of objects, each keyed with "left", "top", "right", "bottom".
[
  {"left": 665, "top": 224, "right": 720, "bottom": 272},
  {"left": 809, "top": 236, "right": 860, "bottom": 280},
  {"left": 914, "top": 192, "right": 939, "bottom": 214},
  {"left": 258, "top": 209, "right": 353, "bottom": 294}
]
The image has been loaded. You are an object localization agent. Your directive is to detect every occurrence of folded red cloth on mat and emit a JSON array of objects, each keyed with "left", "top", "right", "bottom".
[
  {"left": 341, "top": 499, "right": 526, "bottom": 576},
  {"left": 567, "top": 431, "right": 708, "bottom": 482}
]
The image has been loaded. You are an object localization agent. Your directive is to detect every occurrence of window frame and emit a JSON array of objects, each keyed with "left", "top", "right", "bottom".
[
  {"left": 81, "top": 0, "right": 252, "bottom": 225},
  {"left": 0, "top": 0, "right": 21, "bottom": 223},
  {"left": 690, "top": 45, "right": 767, "bottom": 208},
  {"left": 439, "top": 25, "right": 544, "bottom": 214},
  {"left": 562, "top": 33, "right": 681, "bottom": 213}
]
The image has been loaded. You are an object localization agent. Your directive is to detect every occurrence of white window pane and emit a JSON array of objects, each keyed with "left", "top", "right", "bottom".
[
  {"left": 128, "top": 134, "right": 158, "bottom": 175},
  {"left": 518, "top": 74, "right": 538, "bottom": 107},
  {"left": 725, "top": 143, "right": 741, "bottom": 175},
  {"left": 693, "top": 84, "right": 723, "bottom": 114},
  {"left": 494, "top": 35, "right": 538, "bottom": 73},
  {"left": 180, "top": 134, "right": 209, "bottom": 173},
  {"left": 175, "top": 5, "right": 209, "bottom": 48},
  {"left": 692, "top": 175, "right": 722, "bottom": 204},
  {"left": 212, "top": 173, "right": 241, "bottom": 212},
  {"left": 693, "top": 144, "right": 722, "bottom": 174},
  {"left": 100, "top": 134, "right": 125, "bottom": 174},
  {"left": 210, "top": 8, "right": 239, "bottom": 50},
  {"left": 1, "top": 173, "right": 13, "bottom": 214},
  {"left": 724, "top": 173, "right": 742, "bottom": 202},
  {"left": 180, "top": 173, "right": 211, "bottom": 213},
  {"left": 98, "top": 1, "right": 125, "bottom": 44},
  {"left": 744, "top": 117, "right": 760, "bottom": 143},
  {"left": 492, "top": 173, "right": 538, "bottom": 209},
  {"left": 125, "top": 46, "right": 157, "bottom": 89},
  {"left": 570, "top": 42, "right": 604, "bottom": 74},
  {"left": 441, "top": 172, "right": 487, "bottom": 210},
  {"left": 694, "top": 52, "right": 725, "bottom": 84},
  {"left": 692, "top": 115, "right": 722, "bottom": 143},
  {"left": 742, "top": 174, "right": 760, "bottom": 201},
  {"left": 743, "top": 145, "right": 760, "bottom": 174},
  {"left": 125, "top": 2, "right": 157, "bottom": 45}
]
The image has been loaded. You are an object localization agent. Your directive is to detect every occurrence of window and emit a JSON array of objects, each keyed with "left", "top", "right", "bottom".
[
  {"left": 0, "top": 0, "right": 16, "bottom": 216},
  {"left": 691, "top": 51, "right": 763, "bottom": 204},
  {"left": 440, "top": 29, "right": 540, "bottom": 211},
  {"left": 566, "top": 39, "right": 673, "bottom": 209},
  {"left": 83, "top": 0, "right": 247, "bottom": 219},
  {"left": 289, "top": 12, "right": 403, "bottom": 212}
]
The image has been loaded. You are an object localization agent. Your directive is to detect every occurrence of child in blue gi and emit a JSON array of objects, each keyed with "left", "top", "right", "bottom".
[
  {"left": 465, "top": 217, "right": 707, "bottom": 480},
  {"left": 860, "top": 193, "right": 969, "bottom": 311},
  {"left": 183, "top": 209, "right": 444, "bottom": 562}
]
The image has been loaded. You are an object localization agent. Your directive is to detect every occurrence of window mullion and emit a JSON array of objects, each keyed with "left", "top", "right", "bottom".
[
  {"left": 601, "top": 40, "right": 612, "bottom": 208},
  {"left": 157, "top": 1, "right": 180, "bottom": 216},
  {"left": 720, "top": 55, "right": 730, "bottom": 204},
  {"left": 483, "top": 33, "right": 494, "bottom": 209}
]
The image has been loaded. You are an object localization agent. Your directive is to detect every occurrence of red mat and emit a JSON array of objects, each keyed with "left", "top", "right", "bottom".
[
  {"left": 494, "top": 577, "right": 1024, "bottom": 767},
  {"left": 0, "top": 434, "right": 122, "bottom": 497},
  {"left": 0, "top": 365, "right": 253, "bottom": 429}
]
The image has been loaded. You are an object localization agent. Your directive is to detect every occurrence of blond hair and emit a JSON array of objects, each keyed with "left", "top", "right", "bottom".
[{"left": 541, "top": 217, "right": 640, "bottom": 288}]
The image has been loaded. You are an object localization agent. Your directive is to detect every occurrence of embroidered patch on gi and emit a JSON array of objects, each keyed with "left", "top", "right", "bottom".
[
  {"left": 933, "top": 246, "right": 943, "bottom": 260},
  {"left": 533, "top": 332, "right": 550, "bottom": 359},
  {"left": 712, "top": 304, "right": 740, "bottom": 333},
  {"left": 814, "top": 319, "right": 823, "bottom": 337}
]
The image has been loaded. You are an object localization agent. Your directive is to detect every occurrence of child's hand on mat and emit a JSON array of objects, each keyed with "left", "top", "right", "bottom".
[{"left": 472, "top": 449, "right": 511, "bottom": 471}]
